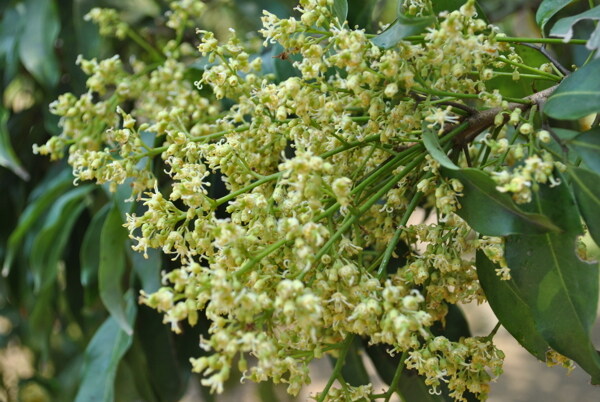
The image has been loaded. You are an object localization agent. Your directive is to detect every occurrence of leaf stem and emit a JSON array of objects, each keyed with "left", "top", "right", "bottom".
[
  {"left": 126, "top": 28, "right": 165, "bottom": 62},
  {"left": 377, "top": 190, "right": 424, "bottom": 279},
  {"left": 317, "top": 335, "right": 355, "bottom": 402},
  {"left": 496, "top": 36, "right": 588, "bottom": 45},
  {"left": 383, "top": 350, "right": 409, "bottom": 402},
  {"left": 497, "top": 56, "right": 561, "bottom": 82}
]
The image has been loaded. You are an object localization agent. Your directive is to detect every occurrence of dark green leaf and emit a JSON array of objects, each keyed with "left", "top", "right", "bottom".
[
  {"left": 476, "top": 251, "right": 550, "bottom": 360},
  {"left": 0, "top": 106, "right": 28, "bottom": 180},
  {"left": 136, "top": 305, "right": 186, "bottom": 402},
  {"left": 332, "top": 0, "right": 348, "bottom": 25},
  {"left": 447, "top": 168, "right": 561, "bottom": 235},
  {"left": 505, "top": 181, "right": 600, "bottom": 384},
  {"left": 430, "top": 304, "right": 471, "bottom": 342},
  {"left": 72, "top": 0, "right": 102, "bottom": 59},
  {"left": 99, "top": 202, "right": 132, "bottom": 335},
  {"left": 422, "top": 128, "right": 459, "bottom": 169},
  {"left": 130, "top": 247, "right": 161, "bottom": 293},
  {"left": 371, "top": 14, "right": 435, "bottom": 49},
  {"left": 114, "top": 360, "right": 148, "bottom": 402},
  {"left": 2, "top": 169, "right": 72, "bottom": 276},
  {"left": 536, "top": 0, "right": 574, "bottom": 31},
  {"left": 568, "top": 127, "right": 600, "bottom": 174},
  {"left": 29, "top": 185, "right": 93, "bottom": 291},
  {"left": 75, "top": 292, "right": 137, "bottom": 402},
  {"left": 347, "top": 0, "right": 377, "bottom": 29},
  {"left": 81, "top": 204, "right": 110, "bottom": 286},
  {"left": 423, "top": 128, "right": 561, "bottom": 235},
  {"left": 544, "top": 57, "right": 600, "bottom": 120},
  {"left": 568, "top": 166, "right": 600, "bottom": 246},
  {"left": 486, "top": 44, "right": 555, "bottom": 99},
  {"left": 0, "top": 5, "right": 25, "bottom": 83},
  {"left": 18, "top": 0, "right": 60, "bottom": 87},
  {"left": 550, "top": 5, "right": 600, "bottom": 54},
  {"left": 28, "top": 285, "right": 56, "bottom": 352},
  {"left": 338, "top": 337, "right": 370, "bottom": 386},
  {"left": 120, "top": 340, "right": 159, "bottom": 402}
]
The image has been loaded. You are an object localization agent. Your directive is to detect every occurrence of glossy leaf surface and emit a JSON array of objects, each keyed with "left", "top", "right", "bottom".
[
  {"left": 75, "top": 292, "right": 137, "bottom": 402},
  {"left": 568, "top": 166, "right": 600, "bottom": 246},
  {"left": 333, "top": 0, "right": 348, "bottom": 25},
  {"left": 99, "top": 202, "right": 133, "bottom": 335},
  {"left": 18, "top": 0, "right": 60, "bottom": 87},
  {"left": 550, "top": 5, "right": 600, "bottom": 54},
  {"left": 544, "top": 58, "right": 600, "bottom": 120},
  {"left": 29, "top": 185, "right": 92, "bottom": 290},
  {"left": 371, "top": 14, "right": 435, "bottom": 49},
  {"left": 423, "top": 128, "right": 560, "bottom": 235},
  {"left": 476, "top": 251, "right": 550, "bottom": 360},
  {"left": 536, "top": 0, "right": 574, "bottom": 30},
  {"left": 568, "top": 127, "right": 600, "bottom": 174},
  {"left": 505, "top": 182, "right": 600, "bottom": 384},
  {"left": 80, "top": 204, "right": 110, "bottom": 286},
  {"left": 0, "top": 106, "right": 28, "bottom": 180}
]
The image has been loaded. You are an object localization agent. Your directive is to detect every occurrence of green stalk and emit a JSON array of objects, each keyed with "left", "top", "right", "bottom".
[
  {"left": 377, "top": 191, "right": 424, "bottom": 279},
  {"left": 317, "top": 335, "right": 355, "bottom": 402},
  {"left": 413, "top": 86, "right": 531, "bottom": 104},
  {"left": 234, "top": 238, "right": 290, "bottom": 278},
  {"left": 383, "top": 350, "right": 409, "bottom": 402},
  {"left": 126, "top": 28, "right": 165, "bottom": 62},
  {"left": 496, "top": 56, "right": 561, "bottom": 82},
  {"left": 215, "top": 172, "right": 282, "bottom": 207},
  {"left": 496, "top": 37, "right": 587, "bottom": 45}
]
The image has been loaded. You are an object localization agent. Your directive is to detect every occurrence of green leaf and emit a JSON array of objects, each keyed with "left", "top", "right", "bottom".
[
  {"left": 347, "top": 0, "right": 377, "bottom": 29},
  {"left": 371, "top": 14, "right": 435, "bottom": 49},
  {"left": 447, "top": 168, "right": 562, "bottom": 235},
  {"left": 545, "top": 57, "right": 600, "bottom": 119},
  {"left": 75, "top": 292, "right": 137, "bottom": 402},
  {"left": 536, "top": 0, "right": 574, "bottom": 31},
  {"left": 29, "top": 185, "right": 93, "bottom": 291},
  {"left": 2, "top": 169, "right": 72, "bottom": 276},
  {"left": 260, "top": 44, "right": 301, "bottom": 83},
  {"left": 332, "top": 0, "right": 348, "bottom": 25},
  {"left": 486, "top": 44, "right": 555, "bottom": 99},
  {"left": 476, "top": 251, "right": 550, "bottom": 360},
  {"left": 0, "top": 106, "right": 28, "bottom": 180},
  {"left": 505, "top": 181, "right": 600, "bottom": 384},
  {"left": 338, "top": 337, "right": 370, "bottom": 386},
  {"left": 99, "top": 202, "right": 133, "bottom": 335},
  {"left": 130, "top": 247, "right": 162, "bottom": 293},
  {"left": 430, "top": 304, "right": 471, "bottom": 342},
  {"left": 423, "top": 128, "right": 561, "bottom": 235},
  {"left": 0, "top": 5, "right": 25, "bottom": 83},
  {"left": 422, "top": 128, "right": 459, "bottom": 170},
  {"left": 18, "top": 0, "right": 60, "bottom": 87},
  {"left": 568, "top": 127, "right": 600, "bottom": 174},
  {"left": 568, "top": 167, "right": 600, "bottom": 246},
  {"left": 28, "top": 285, "right": 56, "bottom": 352},
  {"left": 119, "top": 340, "right": 159, "bottom": 402},
  {"left": 136, "top": 306, "right": 186, "bottom": 402},
  {"left": 550, "top": 5, "right": 600, "bottom": 55},
  {"left": 80, "top": 204, "right": 110, "bottom": 286}
]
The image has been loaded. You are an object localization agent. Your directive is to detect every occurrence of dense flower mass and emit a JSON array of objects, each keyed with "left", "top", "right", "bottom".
[{"left": 36, "top": 0, "right": 573, "bottom": 400}]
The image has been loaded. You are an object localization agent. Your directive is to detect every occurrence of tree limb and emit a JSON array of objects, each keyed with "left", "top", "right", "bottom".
[{"left": 452, "top": 85, "right": 558, "bottom": 146}]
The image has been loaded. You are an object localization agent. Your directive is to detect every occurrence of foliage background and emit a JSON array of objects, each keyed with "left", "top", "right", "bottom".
[{"left": 0, "top": 0, "right": 599, "bottom": 401}]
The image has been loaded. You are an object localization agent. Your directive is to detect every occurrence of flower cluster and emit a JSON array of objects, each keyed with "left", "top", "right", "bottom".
[{"left": 36, "top": 0, "right": 573, "bottom": 400}]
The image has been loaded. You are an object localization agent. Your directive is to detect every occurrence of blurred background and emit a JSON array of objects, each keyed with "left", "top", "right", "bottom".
[{"left": 1, "top": 0, "right": 599, "bottom": 401}]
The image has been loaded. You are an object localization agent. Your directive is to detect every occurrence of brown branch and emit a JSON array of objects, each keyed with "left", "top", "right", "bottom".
[{"left": 452, "top": 85, "right": 558, "bottom": 146}]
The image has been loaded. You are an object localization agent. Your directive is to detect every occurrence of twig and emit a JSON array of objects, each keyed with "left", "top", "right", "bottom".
[
  {"left": 452, "top": 85, "right": 558, "bottom": 146},
  {"left": 519, "top": 43, "right": 571, "bottom": 76}
]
